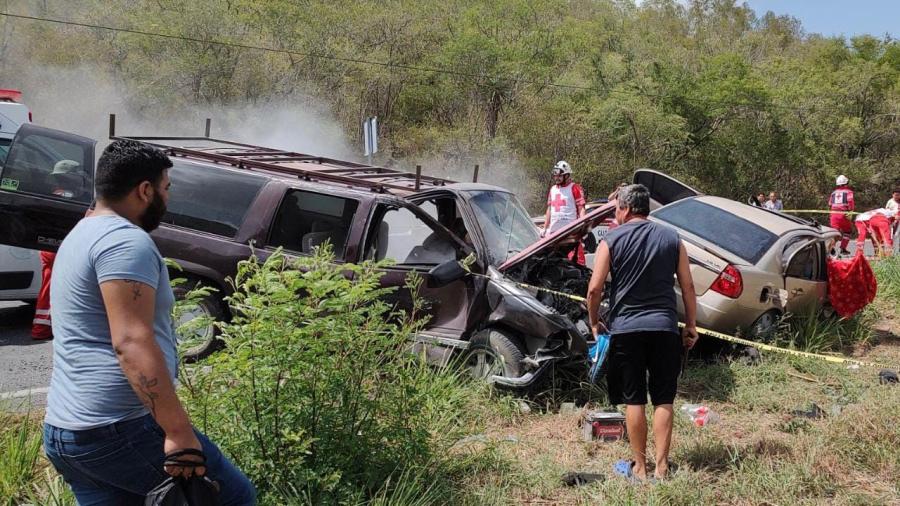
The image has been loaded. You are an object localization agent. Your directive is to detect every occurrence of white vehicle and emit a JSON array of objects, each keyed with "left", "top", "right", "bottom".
[{"left": 0, "top": 89, "right": 40, "bottom": 303}]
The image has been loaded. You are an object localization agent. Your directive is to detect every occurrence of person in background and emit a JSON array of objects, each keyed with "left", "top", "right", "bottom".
[
  {"left": 855, "top": 208, "right": 896, "bottom": 257},
  {"left": 586, "top": 184, "right": 698, "bottom": 482},
  {"left": 886, "top": 188, "right": 900, "bottom": 253},
  {"left": 763, "top": 191, "right": 783, "bottom": 211},
  {"left": 542, "top": 160, "right": 587, "bottom": 264},
  {"left": 829, "top": 175, "right": 855, "bottom": 256},
  {"left": 31, "top": 160, "right": 85, "bottom": 340}
]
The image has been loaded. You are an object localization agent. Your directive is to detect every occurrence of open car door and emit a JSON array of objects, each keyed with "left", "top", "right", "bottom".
[
  {"left": 782, "top": 234, "right": 834, "bottom": 314},
  {"left": 362, "top": 200, "right": 481, "bottom": 362},
  {"left": 633, "top": 168, "right": 701, "bottom": 211},
  {"left": 0, "top": 124, "right": 95, "bottom": 251}
]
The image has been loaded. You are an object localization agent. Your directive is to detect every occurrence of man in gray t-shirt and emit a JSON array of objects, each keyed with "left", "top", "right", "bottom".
[
  {"left": 47, "top": 214, "right": 177, "bottom": 429},
  {"left": 587, "top": 184, "right": 698, "bottom": 482},
  {"left": 43, "top": 140, "right": 255, "bottom": 504}
]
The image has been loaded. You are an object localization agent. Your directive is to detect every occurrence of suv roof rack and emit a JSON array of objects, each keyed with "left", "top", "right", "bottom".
[{"left": 108, "top": 114, "right": 454, "bottom": 195}]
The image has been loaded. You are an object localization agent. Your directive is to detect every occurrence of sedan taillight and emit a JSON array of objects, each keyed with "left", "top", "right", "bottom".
[{"left": 711, "top": 264, "right": 743, "bottom": 298}]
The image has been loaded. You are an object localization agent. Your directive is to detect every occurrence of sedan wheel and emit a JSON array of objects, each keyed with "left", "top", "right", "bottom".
[{"left": 749, "top": 310, "right": 780, "bottom": 340}]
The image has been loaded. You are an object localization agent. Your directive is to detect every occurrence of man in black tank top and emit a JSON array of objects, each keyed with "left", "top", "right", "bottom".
[{"left": 587, "top": 184, "right": 698, "bottom": 481}]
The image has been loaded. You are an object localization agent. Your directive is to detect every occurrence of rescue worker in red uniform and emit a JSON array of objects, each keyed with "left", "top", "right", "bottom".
[
  {"left": 855, "top": 208, "right": 896, "bottom": 257},
  {"left": 31, "top": 160, "right": 85, "bottom": 340},
  {"left": 542, "top": 160, "right": 587, "bottom": 265},
  {"left": 829, "top": 175, "right": 855, "bottom": 256}
]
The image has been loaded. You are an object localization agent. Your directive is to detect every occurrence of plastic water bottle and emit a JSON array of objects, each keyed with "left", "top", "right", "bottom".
[{"left": 680, "top": 404, "right": 720, "bottom": 427}]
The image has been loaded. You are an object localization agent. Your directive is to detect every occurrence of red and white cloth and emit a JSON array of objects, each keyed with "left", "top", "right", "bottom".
[{"left": 826, "top": 252, "right": 876, "bottom": 318}]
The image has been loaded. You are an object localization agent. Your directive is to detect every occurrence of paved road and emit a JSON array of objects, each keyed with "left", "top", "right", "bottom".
[{"left": 0, "top": 301, "right": 52, "bottom": 410}]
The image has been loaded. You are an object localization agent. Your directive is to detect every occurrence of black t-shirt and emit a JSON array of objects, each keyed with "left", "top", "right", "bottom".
[{"left": 603, "top": 220, "right": 680, "bottom": 335}]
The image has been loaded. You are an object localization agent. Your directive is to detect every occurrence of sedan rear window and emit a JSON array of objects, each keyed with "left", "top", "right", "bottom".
[{"left": 652, "top": 199, "right": 777, "bottom": 263}]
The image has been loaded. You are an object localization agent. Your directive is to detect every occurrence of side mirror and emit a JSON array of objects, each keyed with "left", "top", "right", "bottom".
[{"left": 427, "top": 259, "right": 468, "bottom": 288}]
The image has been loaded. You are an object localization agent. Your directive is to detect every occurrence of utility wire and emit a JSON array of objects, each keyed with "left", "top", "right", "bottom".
[{"left": 0, "top": 11, "right": 889, "bottom": 115}]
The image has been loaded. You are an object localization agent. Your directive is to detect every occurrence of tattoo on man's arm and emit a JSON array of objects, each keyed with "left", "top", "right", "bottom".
[
  {"left": 134, "top": 373, "right": 159, "bottom": 417},
  {"left": 123, "top": 280, "right": 142, "bottom": 301}
]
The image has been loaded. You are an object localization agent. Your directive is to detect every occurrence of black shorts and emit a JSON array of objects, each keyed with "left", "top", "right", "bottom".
[{"left": 606, "top": 331, "right": 683, "bottom": 406}]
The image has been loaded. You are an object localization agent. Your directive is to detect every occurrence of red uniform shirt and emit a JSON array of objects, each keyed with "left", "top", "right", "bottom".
[{"left": 829, "top": 186, "right": 855, "bottom": 212}]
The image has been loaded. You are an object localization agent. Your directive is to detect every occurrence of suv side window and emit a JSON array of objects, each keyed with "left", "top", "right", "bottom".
[
  {"left": 268, "top": 189, "right": 359, "bottom": 259},
  {"left": 164, "top": 161, "right": 266, "bottom": 237},
  {"left": 365, "top": 205, "right": 456, "bottom": 266},
  {"left": 1, "top": 131, "right": 93, "bottom": 203}
]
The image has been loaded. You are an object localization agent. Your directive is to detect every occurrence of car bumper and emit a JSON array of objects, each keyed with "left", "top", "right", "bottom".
[
  {"left": 491, "top": 352, "right": 586, "bottom": 390},
  {"left": 684, "top": 290, "right": 778, "bottom": 336},
  {"left": 0, "top": 247, "right": 41, "bottom": 301}
]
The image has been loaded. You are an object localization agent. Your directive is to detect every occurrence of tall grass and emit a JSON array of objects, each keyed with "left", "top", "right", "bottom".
[
  {"left": 0, "top": 412, "right": 43, "bottom": 505},
  {"left": 872, "top": 255, "right": 900, "bottom": 303},
  {"left": 776, "top": 307, "right": 875, "bottom": 353}
]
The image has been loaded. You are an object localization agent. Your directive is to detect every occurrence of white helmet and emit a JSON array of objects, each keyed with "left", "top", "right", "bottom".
[
  {"left": 552, "top": 160, "right": 572, "bottom": 176},
  {"left": 836, "top": 175, "right": 849, "bottom": 186}
]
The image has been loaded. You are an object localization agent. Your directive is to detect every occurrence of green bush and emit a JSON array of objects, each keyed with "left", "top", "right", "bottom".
[{"left": 179, "top": 248, "right": 484, "bottom": 504}]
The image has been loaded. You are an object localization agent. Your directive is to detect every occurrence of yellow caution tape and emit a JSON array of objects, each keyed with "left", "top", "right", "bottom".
[
  {"left": 782, "top": 209, "right": 860, "bottom": 215},
  {"left": 501, "top": 277, "right": 892, "bottom": 370},
  {"left": 675, "top": 323, "right": 891, "bottom": 369}
]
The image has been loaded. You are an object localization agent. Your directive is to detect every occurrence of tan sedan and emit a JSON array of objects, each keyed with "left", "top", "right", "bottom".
[{"left": 581, "top": 170, "right": 840, "bottom": 338}]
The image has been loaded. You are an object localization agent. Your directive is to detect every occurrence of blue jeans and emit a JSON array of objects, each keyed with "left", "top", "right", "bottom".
[{"left": 43, "top": 414, "right": 256, "bottom": 505}]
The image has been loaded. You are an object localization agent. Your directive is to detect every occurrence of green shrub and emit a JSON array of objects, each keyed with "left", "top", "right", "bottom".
[{"left": 179, "top": 248, "right": 483, "bottom": 504}]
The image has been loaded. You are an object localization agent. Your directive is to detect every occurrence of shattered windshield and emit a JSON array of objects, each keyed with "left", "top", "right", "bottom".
[{"left": 468, "top": 190, "right": 540, "bottom": 266}]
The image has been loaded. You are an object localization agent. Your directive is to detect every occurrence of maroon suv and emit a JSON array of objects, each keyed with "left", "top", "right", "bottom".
[{"left": 0, "top": 122, "right": 602, "bottom": 391}]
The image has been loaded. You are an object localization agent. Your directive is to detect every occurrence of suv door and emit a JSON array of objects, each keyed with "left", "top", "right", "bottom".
[
  {"left": 632, "top": 169, "right": 701, "bottom": 211},
  {"left": 362, "top": 201, "right": 478, "bottom": 344},
  {"left": 783, "top": 238, "right": 828, "bottom": 314},
  {"left": 0, "top": 124, "right": 95, "bottom": 251}
]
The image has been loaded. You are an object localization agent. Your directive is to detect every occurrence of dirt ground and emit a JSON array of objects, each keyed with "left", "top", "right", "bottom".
[{"left": 457, "top": 299, "right": 900, "bottom": 505}]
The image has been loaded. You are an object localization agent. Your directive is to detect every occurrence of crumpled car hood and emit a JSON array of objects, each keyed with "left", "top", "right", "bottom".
[{"left": 500, "top": 202, "right": 615, "bottom": 272}]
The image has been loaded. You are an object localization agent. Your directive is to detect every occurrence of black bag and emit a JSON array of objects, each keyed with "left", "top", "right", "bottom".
[
  {"left": 145, "top": 449, "right": 220, "bottom": 506},
  {"left": 145, "top": 476, "right": 220, "bottom": 506}
]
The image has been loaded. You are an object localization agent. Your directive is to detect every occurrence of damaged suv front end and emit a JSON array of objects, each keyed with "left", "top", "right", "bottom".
[
  {"left": 482, "top": 265, "right": 589, "bottom": 388},
  {"left": 437, "top": 187, "right": 616, "bottom": 391}
]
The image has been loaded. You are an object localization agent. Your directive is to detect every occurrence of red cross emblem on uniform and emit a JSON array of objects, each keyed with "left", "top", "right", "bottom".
[{"left": 550, "top": 193, "right": 568, "bottom": 212}]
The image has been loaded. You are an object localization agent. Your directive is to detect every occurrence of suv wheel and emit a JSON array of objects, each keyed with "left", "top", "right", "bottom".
[
  {"left": 173, "top": 282, "right": 226, "bottom": 362},
  {"left": 463, "top": 329, "right": 526, "bottom": 380}
]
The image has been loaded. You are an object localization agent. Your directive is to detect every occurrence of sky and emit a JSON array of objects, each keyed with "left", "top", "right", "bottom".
[{"left": 743, "top": 0, "right": 898, "bottom": 37}]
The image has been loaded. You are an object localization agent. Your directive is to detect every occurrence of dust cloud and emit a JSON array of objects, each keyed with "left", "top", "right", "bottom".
[
  {"left": 9, "top": 65, "right": 537, "bottom": 207},
  {"left": 9, "top": 66, "right": 356, "bottom": 159},
  {"left": 386, "top": 141, "right": 540, "bottom": 210}
]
